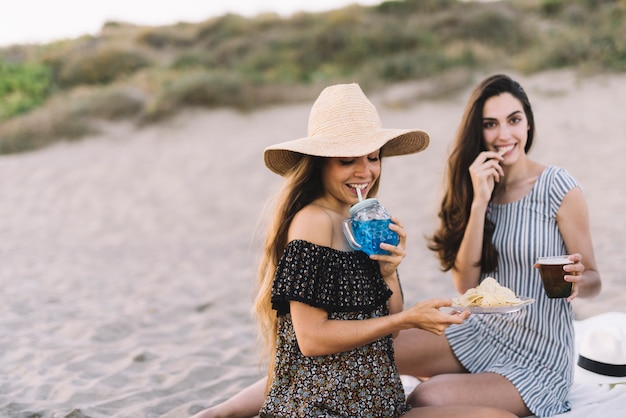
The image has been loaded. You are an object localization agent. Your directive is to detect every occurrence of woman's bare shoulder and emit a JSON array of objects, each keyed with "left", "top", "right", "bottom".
[{"left": 289, "top": 204, "right": 334, "bottom": 247}]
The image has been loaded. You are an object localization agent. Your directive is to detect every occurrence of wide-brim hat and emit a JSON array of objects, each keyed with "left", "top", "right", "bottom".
[
  {"left": 574, "top": 312, "right": 626, "bottom": 385},
  {"left": 264, "top": 83, "right": 430, "bottom": 176}
]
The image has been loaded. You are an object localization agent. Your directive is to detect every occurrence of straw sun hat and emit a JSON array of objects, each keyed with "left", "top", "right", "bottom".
[{"left": 264, "top": 83, "right": 430, "bottom": 176}]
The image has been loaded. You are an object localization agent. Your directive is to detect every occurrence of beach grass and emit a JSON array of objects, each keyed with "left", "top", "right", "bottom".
[{"left": 0, "top": 0, "right": 625, "bottom": 154}]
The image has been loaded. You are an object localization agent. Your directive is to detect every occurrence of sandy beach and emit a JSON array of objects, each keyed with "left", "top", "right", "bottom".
[{"left": 0, "top": 69, "right": 624, "bottom": 417}]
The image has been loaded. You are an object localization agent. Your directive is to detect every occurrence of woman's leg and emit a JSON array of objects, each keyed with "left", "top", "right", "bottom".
[
  {"left": 394, "top": 329, "right": 530, "bottom": 416},
  {"left": 190, "top": 378, "right": 266, "bottom": 418},
  {"left": 393, "top": 328, "right": 465, "bottom": 379},
  {"left": 188, "top": 330, "right": 456, "bottom": 418},
  {"left": 407, "top": 373, "right": 531, "bottom": 417},
  {"left": 404, "top": 405, "right": 516, "bottom": 418},
  {"left": 192, "top": 329, "right": 529, "bottom": 417}
]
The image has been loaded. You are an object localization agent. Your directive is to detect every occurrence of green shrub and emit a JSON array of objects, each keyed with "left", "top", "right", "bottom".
[
  {"left": 435, "top": 4, "right": 530, "bottom": 50},
  {"left": 171, "top": 53, "right": 208, "bottom": 69},
  {"left": 142, "top": 70, "right": 252, "bottom": 121},
  {"left": 0, "top": 104, "right": 91, "bottom": 154},
  {"left": 374, "top": 48, "right": 477, "bottom": 82},
  {"left": 196, "top": 14, "right": 251, "bottom": 46},
  {"left": 136, "top": 25, "right": 196, "bottom": 49},
  {"left": 70, "top": 85, "right": 146, "bottom": 120},
  {"left": 375, "top": 0, "right": 456, "bottom": 14},
  {"left": 1, "top": 0, "right": 626, "bottom": 155},
  {"left": 541, "top": 0, "right": 565, "bottom": 15},
  {"left": 0, "top": 61, "right": 52, "bottom": 120},
  {"left": 588, "top": 32, "right": 626, "bottom": 70},
  {"left": 57, "top": 47, "right": 150, "bottom": 87}
]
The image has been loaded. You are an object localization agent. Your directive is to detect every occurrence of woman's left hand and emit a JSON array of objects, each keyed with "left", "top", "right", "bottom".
[
  {"left": 564, "top": 253, "right": 585, "bottom": 301},
  {"left": 371, "top": 216, "right": 407, "bottom": 278}
]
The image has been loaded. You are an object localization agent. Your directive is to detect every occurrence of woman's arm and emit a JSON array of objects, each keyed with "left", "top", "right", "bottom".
[
  {"left": 556, "top": 187, "right": 602, "bottom": 300},
  {"left": 286, "top": 205, "right": 468, "bottom": 357},
  {"left": 452, "top": 151, "right": 504, "bottom": 293},
  {"left": 290, "top": 298, "right": 468, "bottom": 357},
  {"left": 451, "top": 199, "right": 488, "bottom": 293}
]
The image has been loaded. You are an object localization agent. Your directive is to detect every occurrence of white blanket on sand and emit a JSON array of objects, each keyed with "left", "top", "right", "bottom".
[{"left": 401, "top": 312, "right": 626, "bottom": 418}]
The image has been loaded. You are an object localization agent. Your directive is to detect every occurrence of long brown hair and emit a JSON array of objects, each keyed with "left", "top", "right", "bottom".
[
  {"left": 254, "top": 154, "right": 381, "bottom": 390},
  {"left": 427, "top": 74, "right": 535, "bottom": 273}
]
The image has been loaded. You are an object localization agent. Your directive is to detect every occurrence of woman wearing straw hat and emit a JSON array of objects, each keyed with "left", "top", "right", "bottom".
[{"left": 191, "top": 84, "right": 514, "bottom": 417}]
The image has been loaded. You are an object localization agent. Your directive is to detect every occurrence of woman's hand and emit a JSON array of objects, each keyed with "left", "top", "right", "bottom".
[
  {"left": 564, "top": 253, "right": 585, "bottom": 301},
  {"left": 371, "top": 215, "right": 407, "bottom": 279},
  {"left": 469, "top": 151, "right": 505, "bottom": 205},
  {"left": 532, "top": 253, "right": 585, "bottom": 301},
  {"left": 400, "top": 298, "right": 470, "bottom": 335}
]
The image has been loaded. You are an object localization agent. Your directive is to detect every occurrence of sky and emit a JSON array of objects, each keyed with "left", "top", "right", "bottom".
[{"left": 0, "top": 0, "right": 383, "bottom": 47}]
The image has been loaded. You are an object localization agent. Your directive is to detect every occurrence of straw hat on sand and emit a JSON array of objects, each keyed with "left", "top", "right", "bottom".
[{"left": 264, "top": 83, "right": 430, "bottom": 176}]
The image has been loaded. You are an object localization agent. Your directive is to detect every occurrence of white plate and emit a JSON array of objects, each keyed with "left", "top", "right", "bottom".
[{"left": 450, "top": 297, "right": 535, "bottom": 314}]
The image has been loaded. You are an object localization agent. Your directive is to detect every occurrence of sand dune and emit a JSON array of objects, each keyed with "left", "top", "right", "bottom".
[{"left": 0, "top": 69, "right": 624, "bottom": 417}]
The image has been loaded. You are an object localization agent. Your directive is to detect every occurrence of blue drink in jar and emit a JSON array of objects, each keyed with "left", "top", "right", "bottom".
[
  {"left": 351, "top": 219, "right": 399, "bottom": 255},
  {"left": 342, "top": 198, "right": 399, "bottom": 255}
]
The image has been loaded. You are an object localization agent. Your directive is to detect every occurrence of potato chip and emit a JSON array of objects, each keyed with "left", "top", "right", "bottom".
[{"left": 452, "top": 277, "right": 523, "bottom": 307}]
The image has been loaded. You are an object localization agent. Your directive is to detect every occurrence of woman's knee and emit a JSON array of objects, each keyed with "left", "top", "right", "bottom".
[{"left": 406, "top": 377, "right": 449, "bottom": 407}]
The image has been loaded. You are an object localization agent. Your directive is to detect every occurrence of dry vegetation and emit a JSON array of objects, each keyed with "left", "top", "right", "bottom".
[{"left": 1, "top": 0, "right": 625, "bottom": 154}]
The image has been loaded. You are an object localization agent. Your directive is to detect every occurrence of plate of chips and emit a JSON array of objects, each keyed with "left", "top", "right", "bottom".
[
  {"left": 451, "top": 296, "right": 534, "bottom": 314},
  {"left": 450, "top": 277, "right": 535, "bottom": 314}
]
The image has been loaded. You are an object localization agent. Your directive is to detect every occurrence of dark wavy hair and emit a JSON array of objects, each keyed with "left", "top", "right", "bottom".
[{"left": 427, "top": 74, "right": 535, "bottom": 273}]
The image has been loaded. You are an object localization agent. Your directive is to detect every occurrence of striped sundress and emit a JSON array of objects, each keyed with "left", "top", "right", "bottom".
[{"left": 445, "top": 166, "right": 578, "bottom": 417}]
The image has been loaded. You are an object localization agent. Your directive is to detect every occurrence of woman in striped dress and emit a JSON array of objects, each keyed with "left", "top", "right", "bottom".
[{"left": 395, "top": 74, "right": 602, "bottom": 417}]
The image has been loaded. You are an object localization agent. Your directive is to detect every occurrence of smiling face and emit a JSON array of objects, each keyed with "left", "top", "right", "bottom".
[
  {"left": 320, "top": 151, "right": 381, "bottom": 210},
  {"left": 482, "top": 92, "right": 530, "bottom": 163}
]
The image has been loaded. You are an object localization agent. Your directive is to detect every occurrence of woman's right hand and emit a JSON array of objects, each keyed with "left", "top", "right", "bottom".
[
  {"left": 401, "top": 298, "right": 470, "bottom": 336},
  {"left": 469, "top": 151, "right": 505, "bottom": 205}
]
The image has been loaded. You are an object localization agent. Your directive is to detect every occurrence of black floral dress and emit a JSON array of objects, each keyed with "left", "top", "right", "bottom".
[{"left": 259, "top": 240, "right": 410, "bottom": 418}]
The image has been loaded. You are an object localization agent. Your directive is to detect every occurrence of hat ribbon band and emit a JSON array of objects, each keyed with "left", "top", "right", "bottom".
[{"left": 578, "top": 355, "right": 626, "bottom": 377}]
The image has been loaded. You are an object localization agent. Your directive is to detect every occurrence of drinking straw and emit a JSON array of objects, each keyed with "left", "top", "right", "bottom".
[{"left": 356, "top": 187, "right": 363, "bottom": 202}]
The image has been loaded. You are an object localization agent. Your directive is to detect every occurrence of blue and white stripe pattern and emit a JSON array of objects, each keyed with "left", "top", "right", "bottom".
[{"left": 445, "top": 166, "right": 578, "bottom": 417}]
